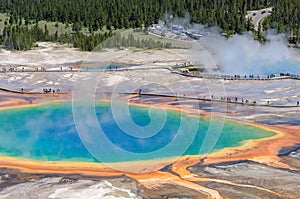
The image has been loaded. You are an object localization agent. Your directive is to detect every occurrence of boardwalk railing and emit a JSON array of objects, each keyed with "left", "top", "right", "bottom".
[
  {"left": 171, "top": 68, "right": 300, "bottom": 81},
  {"left": 0, "top": 66, "right": 172, "bottom": 73}
]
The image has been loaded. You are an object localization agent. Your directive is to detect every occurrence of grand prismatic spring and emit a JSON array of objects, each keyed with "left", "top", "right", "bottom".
[{"left": 0, "top": 101, "right": 275, "bottom": 163}]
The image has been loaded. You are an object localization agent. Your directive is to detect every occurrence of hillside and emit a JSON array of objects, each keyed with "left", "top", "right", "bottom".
[{"left": 0, "top": 0, "right": 298, "bottom": 51}]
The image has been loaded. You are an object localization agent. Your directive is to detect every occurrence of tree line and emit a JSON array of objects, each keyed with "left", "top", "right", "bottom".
[
  {"left": 264, "top": 0, "right": 300, "bottom": 43},
  {"left": 0, "top": 0, "right": 299, "bottom": 50},
  {"left": 1, "top": 24, "right": 115, "bottom": 51},
  {"left": 1, "top": 24, "right": 172, "bottom": 51},
  {"left": 0, "top": 0, "right": 274, "bottom": 33}
]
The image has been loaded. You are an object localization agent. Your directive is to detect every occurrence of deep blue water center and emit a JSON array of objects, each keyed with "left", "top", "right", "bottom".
[{"left": 0, "top": 102, "right": 274, "bottom": 162}]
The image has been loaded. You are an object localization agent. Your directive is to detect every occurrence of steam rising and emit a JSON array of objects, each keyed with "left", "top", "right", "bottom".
[
  {"left": 162, "top": 13, "right": 300, "bottom": 75},
  {"left": 200, "top": 33, "right": 300, "bottom": 75}
]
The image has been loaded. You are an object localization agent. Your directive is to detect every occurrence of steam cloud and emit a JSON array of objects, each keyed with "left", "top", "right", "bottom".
[
  {"left": 162, "top": 13, "right": 300, "bottom": 75},
  {"left": 200, "top": 33, "right": 300, "bottom": 75}
]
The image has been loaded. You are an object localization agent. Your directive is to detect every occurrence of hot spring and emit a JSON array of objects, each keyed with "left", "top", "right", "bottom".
[{"left": 0, "top": 102, "right": 275, "bottom": 163}]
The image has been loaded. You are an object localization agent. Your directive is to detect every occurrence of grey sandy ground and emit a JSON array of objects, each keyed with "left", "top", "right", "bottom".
[
  {"left": 188, "top": 160, "right": 300, "bottom": 199},
  {"left": 0, "top": 157, "right": 299, "bottom": 199},
  {"left": 0, "top": 170, "right": 141, "bottom": 199},
  {"left": 1, "top": 69, "right": 300, "bottom": 106}
]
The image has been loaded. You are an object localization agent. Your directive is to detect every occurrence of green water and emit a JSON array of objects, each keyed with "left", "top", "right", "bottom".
[{"left": 0, "top": 102, "right": 275, "bottom": 163}]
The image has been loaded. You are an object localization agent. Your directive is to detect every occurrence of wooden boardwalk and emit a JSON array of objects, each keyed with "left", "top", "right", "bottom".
[{"left": 171, "top": 70, "right": 300, "bottom": 81}]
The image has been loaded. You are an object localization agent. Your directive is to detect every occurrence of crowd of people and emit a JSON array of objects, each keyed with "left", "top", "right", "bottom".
[
  {"left": 187, "top": 94, "right": 298, "bottom": 107},
  {"left": 211, "top": 95, "right": 257, "bottom": 105},
  {"left": 43, "top": 88, "right": 61, "bottom": 94},
  {"left": 1, "top": 67, "right": 73, "bottom": 72}
]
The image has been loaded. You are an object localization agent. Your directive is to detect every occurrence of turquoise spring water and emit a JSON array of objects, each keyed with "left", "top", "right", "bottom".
[{"left": 0, "top": 102, "right": 275, "bottom": 163}]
